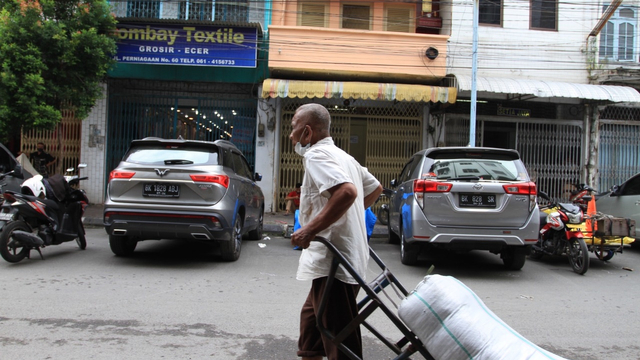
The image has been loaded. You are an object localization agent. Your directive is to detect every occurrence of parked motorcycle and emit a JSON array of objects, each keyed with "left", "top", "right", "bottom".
[
  {"left": 531, "top": 191, "right": 590, "bottom": 275},
  {"left": 0, "top": 173, "right": 89, "bottom": 263},
  {"left": 375, "top": 187, "right": 393, "bottom": 226}
]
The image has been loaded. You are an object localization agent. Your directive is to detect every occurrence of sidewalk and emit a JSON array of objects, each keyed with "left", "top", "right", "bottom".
[{"left": 85, "top": 204, "right": 388, "bottom": 238}]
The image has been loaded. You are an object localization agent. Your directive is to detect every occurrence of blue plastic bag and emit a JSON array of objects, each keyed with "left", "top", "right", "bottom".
[{"left": 365, "top": 207, "right": 377, "bottom": 241}]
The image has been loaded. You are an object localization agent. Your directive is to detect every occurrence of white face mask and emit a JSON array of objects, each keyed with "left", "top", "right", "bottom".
[{"left": 294, "top": 127, "right": 310, "bottom": 156}]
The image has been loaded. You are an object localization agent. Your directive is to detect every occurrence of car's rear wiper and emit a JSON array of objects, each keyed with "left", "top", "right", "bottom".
[
  {"left": 164, "top": 159, "right": 194, "bottom": 165},
  {"left": 446, "top": 176, "right": 481, "bottom": 181}
]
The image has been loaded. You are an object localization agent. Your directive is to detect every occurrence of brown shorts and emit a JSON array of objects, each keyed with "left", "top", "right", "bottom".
[{"left": 297, "top": 277, "right": 361, "bottom": 360}]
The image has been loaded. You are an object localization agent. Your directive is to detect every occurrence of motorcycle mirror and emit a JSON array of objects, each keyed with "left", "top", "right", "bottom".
[
  {"left": 66, "top": 167, "right": 75, "bottom": 173},
  {"left": 390, "top": 179, "right": 398, "bottom": 188},
  {"left": 538, "top": 190, "right": 550, "bottom": 201},
  {"left": 12, "top": 164, "right": 23, "bottom": 179},
  {"left": 78, "top": 164, "right": 88, "bottom": 169}
]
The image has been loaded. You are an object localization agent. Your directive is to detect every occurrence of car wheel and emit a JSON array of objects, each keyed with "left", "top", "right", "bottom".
[
  {"left": 502, "top": 247, "right": 526, "bottom": 270},
  {"left": 388, "top": 220, "right": 400, "bottom": 245},
  {"left": 245, "top": 208, "right": 263, "bottom": 240},
  {"left": 0, "top": 221, "right": 31, "bottom": 263},
  {"left": 221, "top": 214, "right": 242, "bottom": 261},
  {"left": 109, "top": 235, "right": 137, "bottom": 257},
  {"left": 400, "top": 223, "right": 419, "bottom": 265}
]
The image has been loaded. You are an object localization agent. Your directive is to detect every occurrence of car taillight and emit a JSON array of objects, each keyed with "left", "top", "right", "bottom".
[
  {"left": 413, "top": 179, "right": 452, "bottom": 209},
  {"left": 190, "top": 174, "right": 229, "bottom": 188},
  {"left": 503, "top": 182, "right": 537, "bottom": 211},
  {"left": 109, "top": 170, "right": 136, "bottom": 182}
]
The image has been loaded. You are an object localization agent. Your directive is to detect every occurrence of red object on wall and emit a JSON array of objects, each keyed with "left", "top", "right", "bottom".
[{"left": 417, "top": 15, "right": 442, "bottom": 29}]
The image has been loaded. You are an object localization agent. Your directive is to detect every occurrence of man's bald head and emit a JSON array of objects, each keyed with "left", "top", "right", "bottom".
[{"left": 294, "top": 103, "right": 331, "bottom": 137}]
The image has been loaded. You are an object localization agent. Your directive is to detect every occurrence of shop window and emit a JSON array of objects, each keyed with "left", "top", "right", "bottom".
[
  {"left": 599, "top": 5, "right": 636, "bottom": 61},
  {"left": 342, "top": 4, "right": 371, "bottom": 30},
  {"left": 299, "top": 1, "right": 328, "bottom": 27},
  {"left": 479, "top": 0, "right": 502, "bottom": 26},
  {"left": 127, "top": 1, "right": 161, "bottom": 18},
  {"left": 530, "top": 0, "right": 557, "bottom": 30},
  {"left": 385, "top": 5, "right": 415, "bottom": 33}
]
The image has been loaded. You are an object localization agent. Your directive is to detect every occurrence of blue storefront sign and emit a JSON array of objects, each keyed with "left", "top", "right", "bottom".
[{"left": 114, "top": 23, "right": 258, "bottom": 68}]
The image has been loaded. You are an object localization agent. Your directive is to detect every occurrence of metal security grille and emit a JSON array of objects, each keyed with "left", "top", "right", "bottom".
[
  {"left": 107, "top": 94, "right": 256, "bottom": 184},
  {"left": 215, "top": 1, "right": 249, "bottom": 22},
  {"left": 180, "top": 0, "right": 214, "bottom": 20},
  {"left": 517, "top": 122, "right": 582, "bottom": 201},
  {"left": 277, "top": 99, "right": 422, "bottom": 213},
  {"left": 444, "top": 115, "right": 582, "bottom": 201},
  {"left": 127, "top": 1, "right": 161, "bottom": 18},
  {"left": 21, "top": 104, "right": 82, "bottom": 177},
  {"left": 599, "top": 120, "right": 640, "bottom": 192}
]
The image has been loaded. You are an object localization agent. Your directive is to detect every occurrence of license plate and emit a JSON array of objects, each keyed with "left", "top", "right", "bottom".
[
  {"left": 0, "top": 212, "right": 14, "bottom": 221},
  {"left": 143, "top": 183, "right": 180, "bottom": 198},
  {"left": 459, "top": 193, "right": 496, "bottom": 208}
]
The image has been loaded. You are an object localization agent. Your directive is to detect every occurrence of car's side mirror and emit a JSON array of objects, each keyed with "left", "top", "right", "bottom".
[
  {"left": 254, "top": 173, "right": 262, "bottom": 181},
  {"left": 12, "top": 164, "right": 23, "bottom": 179},
  {"left": 390, "top": 179, "right": 398, "bottom": 188},
  {"left": 610, "top": 185, "right": 621, "bottom": 196}
]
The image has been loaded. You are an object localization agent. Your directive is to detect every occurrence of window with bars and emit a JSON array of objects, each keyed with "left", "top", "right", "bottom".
[
  {"left": 385, "top": 5, "right": 414, "bottom": 33},
  {"left": 342, "top": 4, "right": 371, "bottom": 30},
  {"left": 600, "top": 5, "right": 636, "bottom": 61},
  {"left": 530, "top": 0, "right": 557, "bottom": 30},
  {"left": 180, "top": 0, "right": 214, "bottom": 21},
  {"left": 214, "top": 0, "right": 249, "bottom": 22},
  {"left": 298, "top": 1, "right": 328, "bottom": 27},
  {"left": 127, "top": 1, "right": 161, "bottom": 18},
  {"left": 479, "top": 0, "right": 502, "bottom": 26}
]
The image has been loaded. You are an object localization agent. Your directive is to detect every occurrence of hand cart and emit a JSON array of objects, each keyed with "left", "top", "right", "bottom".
[{"left": 312, "top": 236, "right": 435, "bottom": 360}]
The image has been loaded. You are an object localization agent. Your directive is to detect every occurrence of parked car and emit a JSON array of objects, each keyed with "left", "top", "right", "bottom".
[
  {"left": 103, "top": 138, "right": 264, "bottom": 261},
  {"left": 595, "top": 173, "right": 640, "bottom": 245},
  {"left": 0, "top": 142, "right": 32, "bottom": 198},
  {"left": 387, "top": 147, "right": 539, "bottom": 269}
]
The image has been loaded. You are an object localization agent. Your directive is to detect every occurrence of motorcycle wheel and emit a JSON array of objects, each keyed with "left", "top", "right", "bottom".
[
  {"left": 567, "top": 238, "right": 590, "bottom": 275},
  {"left": 594, "top": 247, "right": 614, "bottom": 261},
  {"left": 76, "top": 221, "right": 87, "bottom": 250},
  {"left": 377, "top": 206, "right": 389, "bottom": 226},
  {"left": 529, "top": 243, "right": 544, "bottom": 260},
  {"left": 0, "top": 221, "right": 31, "bottom": 263}
]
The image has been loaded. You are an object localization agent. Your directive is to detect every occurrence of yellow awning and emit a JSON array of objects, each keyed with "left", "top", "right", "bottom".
[{"left": 261, "top": 79, "right": 457, "bottom": 104}]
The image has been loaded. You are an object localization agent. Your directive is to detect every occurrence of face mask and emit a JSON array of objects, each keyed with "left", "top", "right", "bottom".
[{"left": 294, "top": 127, "right": 310, "bottom": 156}]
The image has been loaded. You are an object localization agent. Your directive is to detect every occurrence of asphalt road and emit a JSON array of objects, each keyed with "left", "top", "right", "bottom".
[{"left": 0, "top": 227, "right": 639, "bottom": 360}]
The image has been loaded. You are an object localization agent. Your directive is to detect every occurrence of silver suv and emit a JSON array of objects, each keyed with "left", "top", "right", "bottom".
[
  {"left": 103, "top": 138, "right": 264, "bottom": 261},
  {"left": 388, "top": 147, "right": 539, "bottom": 269}
]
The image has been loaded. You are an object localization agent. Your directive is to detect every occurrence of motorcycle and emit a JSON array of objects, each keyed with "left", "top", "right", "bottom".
[
  {"left": 64, "top": 163, "right": 87, "bottom": 189},
  {"left": 0, "top": 173, "right": 89, "bottom": 263},
  {"left": 374, "top": 187, "right": 393, "bottom": 226},
  {"left": 567, "top": 183, "right": 635, "bottom": 261},
  {"left": 531, "top": 191, "right": 590, "bottom": 275}
]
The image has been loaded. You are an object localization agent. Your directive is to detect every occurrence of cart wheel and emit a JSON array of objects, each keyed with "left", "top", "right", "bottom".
[{"left": 594, "top": 247, "right": 615, "bottom": 261}]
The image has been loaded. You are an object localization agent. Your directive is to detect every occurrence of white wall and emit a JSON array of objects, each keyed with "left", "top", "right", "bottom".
[
  {"left": 80, "top": 84, "right": 108, "bottom": 204},
  {"left": 444, "top": 0, "right": 600, "bottom": 83},
  {"left": 254, "top": 96, "right": 279, "bottom": 213}
]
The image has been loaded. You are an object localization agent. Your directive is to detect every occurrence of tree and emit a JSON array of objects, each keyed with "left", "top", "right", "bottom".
[{"left": 0, "top": 0, "right": 117, "bottom": 141}]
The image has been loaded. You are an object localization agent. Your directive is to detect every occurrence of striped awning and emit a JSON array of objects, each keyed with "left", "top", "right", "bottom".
[
  {"left": 452, "top": 75, "right": 640, "bottom": 103},
  {"left": 261, "top": 79, "right": 457, "bottom": 104}
]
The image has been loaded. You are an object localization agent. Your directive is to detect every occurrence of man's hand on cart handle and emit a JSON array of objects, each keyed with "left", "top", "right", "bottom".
[{"left": 291, "top": 227, "right": 317, "bottom": 249}]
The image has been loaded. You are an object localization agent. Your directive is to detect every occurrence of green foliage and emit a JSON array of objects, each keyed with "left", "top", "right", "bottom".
[{"left": 0, "top": 0, "right": 117, "bottom": 140}]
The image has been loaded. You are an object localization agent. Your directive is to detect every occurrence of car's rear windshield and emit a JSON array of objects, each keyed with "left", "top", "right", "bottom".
[
  {"left": 124, "top": 144, "right": 219, "bottom": 166},
  {"left": 424, "top": 157, "right": 529, "bottom": 181}
]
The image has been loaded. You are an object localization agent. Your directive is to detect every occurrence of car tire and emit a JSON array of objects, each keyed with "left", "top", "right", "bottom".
[
  {"left": 502, "top": 247, "right": 526, "bottom": 270},
  {"left": 109, "top": 235, "right": 137, "bottom": 257},
  {"left": 388, "top": 221, "right": 400, "bottom": 245},
  {"left": 245, "top": 209, "right": 263, "bottom": 241},
  {"left": 221, "top": 214, "right": 242, "bottom": 261},
  {"left": 400, "top": 223, "right": 419, "bottom": 265}
]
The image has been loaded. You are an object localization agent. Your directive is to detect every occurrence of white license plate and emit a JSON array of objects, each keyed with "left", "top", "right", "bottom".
[{"left": 0, "top": 212, "right": 14, "bottom": 221}]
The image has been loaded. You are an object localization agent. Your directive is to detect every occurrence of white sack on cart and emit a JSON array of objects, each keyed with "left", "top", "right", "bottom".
[{"left": 398, "top": 275, "right": 569, "bottom": 360}]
